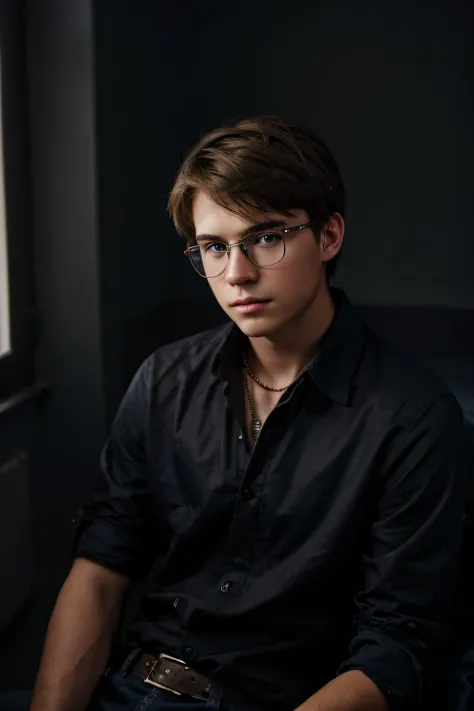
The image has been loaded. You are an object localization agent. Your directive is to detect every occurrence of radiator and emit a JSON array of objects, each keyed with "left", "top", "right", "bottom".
[{"left": 0, "top": 451, "right": 33, "bottom": 634}]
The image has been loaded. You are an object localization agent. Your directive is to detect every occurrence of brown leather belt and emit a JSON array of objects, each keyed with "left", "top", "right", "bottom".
[{"left": 134, "top": 652, "right": 216, "bottom": 701}]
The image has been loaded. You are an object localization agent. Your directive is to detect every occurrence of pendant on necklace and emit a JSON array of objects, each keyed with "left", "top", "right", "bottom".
[{"left": 251, "top": 417, "right": 262, "bottom": 440}]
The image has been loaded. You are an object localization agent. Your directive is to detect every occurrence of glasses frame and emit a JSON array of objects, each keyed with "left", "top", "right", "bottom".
[{"left": 184, "top": 219, "right": 321, "bottom": 278}]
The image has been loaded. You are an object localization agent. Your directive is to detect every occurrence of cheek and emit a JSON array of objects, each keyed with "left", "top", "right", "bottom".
[
  {"left": 207, "top": 278, "right": 228, "bottom": 307},
  {"left": 270, "top": 246, "right": 321, "bottom": 294}
]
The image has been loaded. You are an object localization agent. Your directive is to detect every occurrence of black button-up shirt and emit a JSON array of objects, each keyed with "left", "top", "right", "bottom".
[{"left": 75, "top": 289, "right": 469, "bottom": 711}]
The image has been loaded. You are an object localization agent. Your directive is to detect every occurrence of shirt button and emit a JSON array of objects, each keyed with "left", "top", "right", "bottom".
[
  {"left": 242, "top": 488, "right": 254, "bottom": 502},
  {"left": 220, "top": 581, "right": 232, "bottom": 593},
  {"left": 184, "top": 647, "right": 193, "bottom": 657}
]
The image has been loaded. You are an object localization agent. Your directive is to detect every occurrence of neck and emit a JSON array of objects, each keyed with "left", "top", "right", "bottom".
[{"left": 246, "top": 285, "right": 335, "bottom": 389}]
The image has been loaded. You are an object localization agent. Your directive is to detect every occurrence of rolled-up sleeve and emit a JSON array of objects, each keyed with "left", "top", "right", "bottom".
[
  {"left": 74, "top": 357, "right": 157, "bottom": 579},
  {"left": 337, "top": 394, "right": 470, "bottom": 709}
]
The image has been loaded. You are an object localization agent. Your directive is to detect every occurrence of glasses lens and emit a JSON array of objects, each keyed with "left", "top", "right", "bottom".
[
  {"left": 190, "top": 245, "right": 228, "bottom": 278},
  {"left": 245, "top": 232, "right": 285, "bottom": 267}
]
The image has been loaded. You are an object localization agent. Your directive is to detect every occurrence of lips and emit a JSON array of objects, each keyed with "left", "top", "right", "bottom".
[
  {"left": 231, "top": 299, "right": 271, "bottom": 314},
  {"left": 230, "top": 298, "right": 270, "bottom": 307}
]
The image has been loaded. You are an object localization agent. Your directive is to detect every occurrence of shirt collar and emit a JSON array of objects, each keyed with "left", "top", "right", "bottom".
[
  {"left": 211, "top": 321, "right": 245, "bottom": 381},
  {"left": 307, "top": 288, "right": 364, "bottom": 405},
  {"left": 211, "top": 288, "right": 364, "bottom": 406}
]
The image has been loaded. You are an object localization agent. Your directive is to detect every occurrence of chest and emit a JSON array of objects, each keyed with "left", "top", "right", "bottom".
[
  {"left": 146, "top": 375, "right": 385, "bottom": 563},
  {"left": 243, "top": 382, "right": 284, "bottom": 441}
]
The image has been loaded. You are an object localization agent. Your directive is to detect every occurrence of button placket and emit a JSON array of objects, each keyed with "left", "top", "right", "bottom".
[{"left": 242, "top": 488, "right": 254, "bottom": 502}]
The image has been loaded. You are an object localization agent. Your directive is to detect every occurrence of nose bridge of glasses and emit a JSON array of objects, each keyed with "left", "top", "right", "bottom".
[
  {"left": 226, "top": 238, "right": 250, "bottom": 259},
  {"left": 224, "top": 238, "right": 254, "bottom": 276},
  {"left": 227, "top": 237, "right": 248, "bottom": 252}
]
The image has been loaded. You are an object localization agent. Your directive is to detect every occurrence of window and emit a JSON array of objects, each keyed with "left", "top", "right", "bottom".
[
  {"left": 0, "top": 68, "right": 11, "bottom": 361},
  {"left": 0, "top": 2, "right": 35, "bottom": 401}
]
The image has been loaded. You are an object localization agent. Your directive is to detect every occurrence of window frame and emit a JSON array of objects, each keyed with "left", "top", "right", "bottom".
[{"left": 0, "top": 1, "right": 35, "bottom": 401}]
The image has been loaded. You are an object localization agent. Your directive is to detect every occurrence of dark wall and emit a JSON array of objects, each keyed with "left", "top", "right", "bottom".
[{"left": 0, "top": 0, "right": 106, "bottom": 688}]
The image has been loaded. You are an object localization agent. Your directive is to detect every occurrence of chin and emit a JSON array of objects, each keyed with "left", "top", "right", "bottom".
[{"left": 233, "top": 314, "right": 283, "bottom": 339}]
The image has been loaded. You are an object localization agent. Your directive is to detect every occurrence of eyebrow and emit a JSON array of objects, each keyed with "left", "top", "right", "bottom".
[{"left": 195, "top": 219, "right": 287, "bottom": 243}]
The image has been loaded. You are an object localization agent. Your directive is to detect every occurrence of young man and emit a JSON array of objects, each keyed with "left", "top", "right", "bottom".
[{"left": 27, "top": 116, "right": 469, "bottom": 711}]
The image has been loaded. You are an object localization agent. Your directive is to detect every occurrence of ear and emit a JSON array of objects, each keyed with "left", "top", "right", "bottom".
[{"left": 320, "top": 213, "right": 344, "bottom": 263}]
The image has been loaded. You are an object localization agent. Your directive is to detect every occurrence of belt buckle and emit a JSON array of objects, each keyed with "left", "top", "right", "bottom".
[{"left": 144, "top": 653, "right": 186, "bottom": 696}]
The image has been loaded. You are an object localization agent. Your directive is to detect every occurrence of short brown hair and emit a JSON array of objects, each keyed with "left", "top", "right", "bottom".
[{"left": 168, "top": 115, "right": 346, "bottom": 280}]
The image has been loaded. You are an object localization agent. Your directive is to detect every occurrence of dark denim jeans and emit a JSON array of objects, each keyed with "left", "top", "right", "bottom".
[
  {"left": 0, "top": 649, "right": 248, "bottom": 711},
  {"left": 1, "top": 643, "right": 473, "bottom": 711}
]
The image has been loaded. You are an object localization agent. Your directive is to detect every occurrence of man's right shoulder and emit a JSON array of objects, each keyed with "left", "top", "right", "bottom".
[{"left": 138, "top": 322, "right": 233, "bottom": 387}]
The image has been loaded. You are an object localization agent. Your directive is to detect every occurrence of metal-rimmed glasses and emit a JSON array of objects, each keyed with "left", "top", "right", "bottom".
[{"left": 184, "top": 220, "right": 320, "bottom": 278}]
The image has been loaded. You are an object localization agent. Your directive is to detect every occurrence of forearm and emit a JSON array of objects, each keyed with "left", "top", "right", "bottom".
[
  {"left": 31, "top": 559, "right": 130, "bottom": 711},
  {"left": 294, "top": 670, "right": 388, "bottom": 711}
]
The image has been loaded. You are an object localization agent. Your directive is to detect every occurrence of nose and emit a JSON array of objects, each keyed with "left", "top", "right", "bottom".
[{"left": 225, "top": 243, "right": 258, "bottom": 285}]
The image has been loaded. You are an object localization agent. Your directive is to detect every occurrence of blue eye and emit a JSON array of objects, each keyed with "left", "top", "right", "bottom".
[{"left": 206, "top": 243, "right": 227, "bottom": 254}]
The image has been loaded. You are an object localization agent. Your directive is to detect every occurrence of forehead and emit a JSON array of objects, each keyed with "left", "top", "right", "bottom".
[
  {"left": 192, "top": 191, "right": 303, "bottom": 236},
  {"left": 192, "top": 191, "right": 264, "bottom": 233}
]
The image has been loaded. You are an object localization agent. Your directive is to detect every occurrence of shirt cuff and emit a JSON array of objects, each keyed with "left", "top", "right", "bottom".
[
  {"left": 337, "top": 630, "right": 423, "bottom": 710},
  {"left": 73, "top": 505, "right": 154, "bottom": 579}
]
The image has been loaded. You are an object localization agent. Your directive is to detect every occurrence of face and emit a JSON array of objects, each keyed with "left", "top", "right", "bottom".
[{"left": 191, "top": 191, "right": 343, "bottom": 340}]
